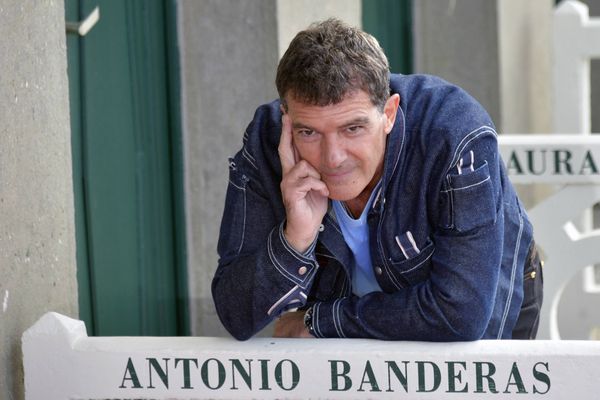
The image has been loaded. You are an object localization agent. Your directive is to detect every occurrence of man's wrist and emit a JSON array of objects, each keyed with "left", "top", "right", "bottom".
[
  {"left": 283, "top": 226, "right": 317, "bottom": 254},
  {"left": 303, "top": 307, "right": 315, "bottom": 337}
]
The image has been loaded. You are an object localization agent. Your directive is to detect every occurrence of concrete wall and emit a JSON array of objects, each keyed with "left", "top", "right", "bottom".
[
  {"left": 413, "top": 0, "right": 502, "bottom": 128},
  {"left": 276, "top": 0, "right": 362, "bottom": 57},
  {"left": 413, "top": 0, "right": 553, "bottom": 134},
  {"left": 0, "top": 0, "right": 78, "bottom": 398},
  {"left": 178, "top": 0, "right": 280, "bottom": 336},
  {"left": 179, "top": 0, "right": 360, "bottom": 336}
]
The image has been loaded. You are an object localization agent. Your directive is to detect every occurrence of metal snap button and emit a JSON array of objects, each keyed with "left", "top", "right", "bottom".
[
  {"left": 319, "top": 224, "right": 325, "bottom": 232},
  {"left": 375, "top": 267, "right": 383, "bottom": 275},
  {"left": 298, "top": 266, "right": 308, "bottom": 275}
]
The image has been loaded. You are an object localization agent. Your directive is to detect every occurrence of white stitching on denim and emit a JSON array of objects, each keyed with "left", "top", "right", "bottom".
[
  {"left": 456, "top": 131, "right": 494, "bottom": 166},
  {"left": 228, "top": 180, "right": 246, "bottom": 191},
  {"left": 267, "top": 285, "right": 300, "bottom": 316},
  {"left": 313, "top": 302, "right": 323, "bottom": 337},
  {"left": 334, "top": 299, "right": 347, "bottom": 338},
  {"left": 389, "top": 106, "right": 406, "bottom": 179},
  {"left": 497, "top": 211, "right": 524, "bottom": 338},
  {"left": 242, "top": 147, "right": 258, "bottom": 170},
  {"left": 237, "top": 186, "right": 246, "bottom": 255},
  {"left": 331, "top": 299, "right": 342, "bottom": 338},
  {"left": 441, "top": 175, "right": 491, "bottom": 193},
  {"left": 449, "top": 126, "right": 496, "bottom": 170},
  {"left": 279, "top": 223, "right": 315, "bottom": 264},
  {"left": 267, "top": 228, "right": 301, "bottom": 284},
  {"left": 400, "top": 249, "right": 435, "bottom": 275}
]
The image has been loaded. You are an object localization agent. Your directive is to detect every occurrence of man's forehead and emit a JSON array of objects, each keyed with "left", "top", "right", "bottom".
[{"left": 285, "top": 90, "right": 376, "bottom": 114}]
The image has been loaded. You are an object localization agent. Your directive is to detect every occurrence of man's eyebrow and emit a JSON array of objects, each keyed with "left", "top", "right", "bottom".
[
  {"left": 291, "top": 121, "right": 316, "bottom": 131},
  {"left": 291, "top": 117, "right": 371, "bottom": 131},
  {"left": 341, "top": 117, "right": 371, "bottom": 127}
]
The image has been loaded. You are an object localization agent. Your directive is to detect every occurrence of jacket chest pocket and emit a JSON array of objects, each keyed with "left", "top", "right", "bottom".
[
  {"left": 386, "top": 238, "right": 435, "bottom": 288},
  {"left": 440, "top": 161, "right": 497, "bottom": 233}
]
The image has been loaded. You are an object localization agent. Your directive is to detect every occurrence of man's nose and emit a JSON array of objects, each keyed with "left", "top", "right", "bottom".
[{"left": 322, "top": 135, "right": 346, "bottom": 169}]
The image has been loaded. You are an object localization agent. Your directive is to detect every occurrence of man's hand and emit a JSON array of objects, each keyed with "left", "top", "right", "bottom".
[
  {"left": 273, "top": 311, "right": 314, "bottom": 338},
  {"left": 278, "top": 114, "right": 329, "bottom": 253}
]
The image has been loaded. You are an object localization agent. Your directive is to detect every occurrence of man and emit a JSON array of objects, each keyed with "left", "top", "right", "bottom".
[{"left": 212, "top": 19, "right": 543, "bottom": 341}]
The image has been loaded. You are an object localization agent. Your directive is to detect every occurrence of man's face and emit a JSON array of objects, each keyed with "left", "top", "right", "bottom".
[{"left": 284, "top": 90, "right": 399, "bottom": 202}]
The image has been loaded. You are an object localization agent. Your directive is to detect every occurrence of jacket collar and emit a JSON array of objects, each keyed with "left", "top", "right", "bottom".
[{"left": 378, "top": 96, "right": 406, "bottom": 208}]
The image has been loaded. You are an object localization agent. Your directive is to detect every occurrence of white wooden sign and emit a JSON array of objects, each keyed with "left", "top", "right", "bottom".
[
  {"left": 22, "top": 312, "right": 600, "bottom": 399},
  {"left": 498, "top": 134, "right": 600, "bottom": 184}
]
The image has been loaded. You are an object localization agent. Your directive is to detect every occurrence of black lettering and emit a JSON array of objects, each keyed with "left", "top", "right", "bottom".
[
  {"left": 329, "top": 360, "right": 352, "bottom": 391},
  {"left": 385, "top": 361, "right": 409, "bottom": 393},
  {"left": 579, "top": 150, "right": 599, "bottom": 174},
  {"left": 507, "top": 151, "right": 524, "bottom": 175},
  {"left": 416, "top": 361, "right": 441, "bottom": 393},
  {"left": 230, "top": 359, "right": 253, "bottom": 390},
  {"left": 147, "top": 358, "right": 169, "bottom": 389},
  {"left": 446, "top": 361, "right": 468, "bottom": 393},
  {"left": 119, "top": 357, "right": 143, "bottom": 389},
  {"left": 503, "top": 362, "right": 528, "bottom": 394},
  {"left": 532, "top": 362, "right": 551, "bottom": 394},
  {"left": 174, "top": 358, "right": 198, "bottom": 389},
  {"left": 274, "top": 359, "right": 300, "bottom": 391},
  {"left": 358, "top": 361, "right": 381, "bottom": 392},
  {"left": 474, "top": 361, "right": 498, "bottom": 393},
  {"left": 258, "top": 359, "right": 271, "bottom": 391},
  {"left": 201, "top": 358, "right": 226, "bottom": 390},
  {"left": 527, "top": 149, "right": 547, "bottom": 175},
  {"left": 554, "top": 149, "right": 573, "bottom": 174}
]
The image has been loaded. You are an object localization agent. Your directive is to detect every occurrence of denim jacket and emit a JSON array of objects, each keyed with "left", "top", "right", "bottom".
[{"left": 212, "top": 74, "right": 533, "bottom": 341}]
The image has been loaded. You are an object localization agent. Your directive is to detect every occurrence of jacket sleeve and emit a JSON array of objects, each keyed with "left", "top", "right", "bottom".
[
  {"left": 211, "top": 138, "right": 320, "bottom": 340},
  {"left": 307, "top": 129, "right": 506, "bottom": 341}
]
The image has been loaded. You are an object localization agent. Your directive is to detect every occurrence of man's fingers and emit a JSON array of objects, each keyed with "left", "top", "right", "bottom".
[
  {"left": 278, "top": 114, "right": 295, "bottom": 174},
  {"left": 286, "top": 160, "right": 321, "bottom": 181},
  {"left": 291, "top": 177, "right": 329, "bottom": 197}
]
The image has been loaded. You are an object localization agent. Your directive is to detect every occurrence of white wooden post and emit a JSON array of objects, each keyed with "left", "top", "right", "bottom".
[
  {"left": 553, "top": 0, "right": 600, "bottom": 134},
  {"left": 22, "top": 312, "right": 600, "bottom": 399}
]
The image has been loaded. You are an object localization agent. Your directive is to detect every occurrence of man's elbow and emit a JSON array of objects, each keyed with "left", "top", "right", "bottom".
[{"left": 446, "top": 305, "right": 491, "bottom": 341}]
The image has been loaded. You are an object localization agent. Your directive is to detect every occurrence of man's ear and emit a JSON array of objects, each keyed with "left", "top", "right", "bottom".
[{"left": 383, "top": 94, "right": 400, "bottom": 134}]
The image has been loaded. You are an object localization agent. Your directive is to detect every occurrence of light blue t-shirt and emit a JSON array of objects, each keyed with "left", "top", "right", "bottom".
[{"left": 332, "top": 182, "right": 383, "bottom": 297}]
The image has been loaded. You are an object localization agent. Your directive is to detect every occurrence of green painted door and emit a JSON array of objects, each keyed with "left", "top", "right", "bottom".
[
  {"left": 363, "top": 0, "right": 413, "bottom": 74},
  {"left": 65, "top": 0, "right": 187, "bottom": 336}
]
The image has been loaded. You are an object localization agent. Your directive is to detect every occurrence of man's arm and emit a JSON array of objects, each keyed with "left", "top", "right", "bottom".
[{"left": 212, "top": 109, "right": 328, "bottom": 340}]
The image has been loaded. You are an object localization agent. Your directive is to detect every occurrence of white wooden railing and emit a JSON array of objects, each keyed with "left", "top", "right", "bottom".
[
  {"left": 21, "top": 312, "right": 600, "bottom": 399},
  {"left": 551, "top": 0, "right": 600, "bottom": 339},
  {"left": 499, "top": 135, "right": 600, "bottom": 339}
]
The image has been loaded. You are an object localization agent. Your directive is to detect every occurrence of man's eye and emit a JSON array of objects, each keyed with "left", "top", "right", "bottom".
[
  {"left": 299, "top": 130, "right": 315, "bottom": 137},
  {"left": 347, "top": 126, "right": 363, "bottom": 134}
]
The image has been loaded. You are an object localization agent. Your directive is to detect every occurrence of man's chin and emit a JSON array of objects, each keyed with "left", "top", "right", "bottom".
[{"left": 325, "top": 187, "right": 363, "bottom": 202}]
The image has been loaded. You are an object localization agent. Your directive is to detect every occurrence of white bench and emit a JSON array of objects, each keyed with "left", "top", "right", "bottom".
[{"left": 22, "top": 312, "right": 600, "bottom": 399}]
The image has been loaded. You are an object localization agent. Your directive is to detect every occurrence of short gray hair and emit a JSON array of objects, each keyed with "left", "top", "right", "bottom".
[{"left": 276, "top": 18, "right": 390, "bottom": 111}]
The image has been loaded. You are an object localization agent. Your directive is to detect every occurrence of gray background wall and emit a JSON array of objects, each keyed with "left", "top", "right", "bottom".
[
  {"left": 179, "top": 0, "right": 361, "bottom": 336},
  {"left": 0, "top": 0, "right": 78, "bottom": 398},
  {"left": 178, "top": 0, "right": 280, "bottom": 337}
]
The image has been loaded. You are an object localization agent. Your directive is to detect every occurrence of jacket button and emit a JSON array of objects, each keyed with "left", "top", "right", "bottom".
[
  {"left": 375, "top": 267, "right": 383, "bottom": 275},
  {"left": 298, "top": 266, "right": 308, "bottom": 276},
  {"left": 319, "top": 224, "right": 325, "bottom": 232}
]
